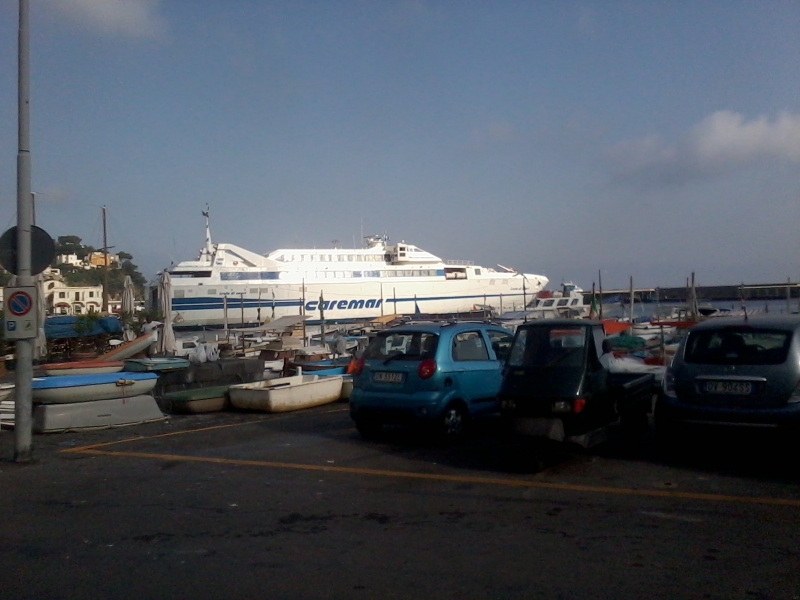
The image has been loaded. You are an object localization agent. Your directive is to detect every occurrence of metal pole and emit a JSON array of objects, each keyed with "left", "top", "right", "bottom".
[{"left": 14, "top": 0, "right": 33, "bottom": 462}]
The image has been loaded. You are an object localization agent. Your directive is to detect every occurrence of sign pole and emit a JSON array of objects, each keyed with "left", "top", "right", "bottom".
[{"left": 14, "top": 0, "right": 33, "bottom": 461}]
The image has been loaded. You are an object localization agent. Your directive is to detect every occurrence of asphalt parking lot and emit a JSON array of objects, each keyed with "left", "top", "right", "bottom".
[{"left": 1, "top": 403, "right": 799, "bottom": 600}]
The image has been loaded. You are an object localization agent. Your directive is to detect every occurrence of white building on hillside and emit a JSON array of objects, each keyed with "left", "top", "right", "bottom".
[{"left": 45, "top": 279, "right": 103, "bottom": 315}]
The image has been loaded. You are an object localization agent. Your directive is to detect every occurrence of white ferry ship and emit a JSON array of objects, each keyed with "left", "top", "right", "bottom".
[{"left": 153, "top": 213, "right": 549, "bottom": 328}]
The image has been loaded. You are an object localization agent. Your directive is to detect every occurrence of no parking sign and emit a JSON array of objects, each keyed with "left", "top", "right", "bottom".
[{"left": 3, "top": 286, "right": 38, "bottom": 340}]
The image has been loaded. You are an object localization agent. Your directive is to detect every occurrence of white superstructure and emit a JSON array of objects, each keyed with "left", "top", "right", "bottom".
[{"left": 153, "top": 213, "right": 548, "bottom": 328}]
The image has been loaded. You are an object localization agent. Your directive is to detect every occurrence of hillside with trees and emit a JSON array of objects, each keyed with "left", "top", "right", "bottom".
[{"left": 52, "top": 236, "right": 148, "bottom": 300}]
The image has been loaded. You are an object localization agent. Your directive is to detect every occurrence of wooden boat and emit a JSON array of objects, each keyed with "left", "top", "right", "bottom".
[
  {"left": 229, "top": 374, "right": 343, "bottom": 413},
  {"left": 32, "top": 372, "right": 159, "bottom": 404},
  {"left": 123, "top": 357, "right": 191, "bottom": 372},
  {"left": 43, "top": 361, "right": 124, "bottom": 377},
  {"left": 32, "top": 394, "right": 165, "bottom": 433},
  {"left": 96, "top": 333, "right": 154, "bottom": 361},
  {"left": 159, "top": 385, "right": 231, "bottom": 414}
]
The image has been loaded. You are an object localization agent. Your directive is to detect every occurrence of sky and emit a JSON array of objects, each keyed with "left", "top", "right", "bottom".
[{"left": 0, "top": 1, "right": 798, "bottom": 292}]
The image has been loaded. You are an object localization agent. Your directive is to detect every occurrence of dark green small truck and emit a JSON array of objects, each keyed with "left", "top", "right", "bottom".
[{"left": 499, "top": 319, "right": 654, "bottom": 449}]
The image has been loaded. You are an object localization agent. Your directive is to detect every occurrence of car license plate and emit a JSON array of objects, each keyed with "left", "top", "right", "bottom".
[
  {"left": 373, "top": 371, "right": 405, "bottom": 384},
  {"left": 703, "top": 381, "right": 753, "bottom": 395}
]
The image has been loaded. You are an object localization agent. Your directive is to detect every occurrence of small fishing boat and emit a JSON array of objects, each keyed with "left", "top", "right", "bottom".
[
  {"left": 123, "top": 357, "right": 191, "bottom": 372},
  {"left": 43, "top": 361, "right": 125, "bottom": 377},
  {"left": 32, "top": 372, "right": 159, "bottom": 404},
  {"left": 159, "top": 385, "right": 231, "bottom": 414},
  {"left": 32, "top": 394, "right": 165, "bottom": 433},
  {"left": 229, "top": 374, "right": 343, "bottom": 413}
]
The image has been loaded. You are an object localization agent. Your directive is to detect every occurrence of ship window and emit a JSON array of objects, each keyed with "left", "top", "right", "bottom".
[
  {"left": 436, "top": 269, "right": 445, "bottom": 277},
  {"left": 399, "top": 252, "right": 406, "bottom": 257},
  {"left": 356, "top": 256, "right": 363, "bottom": 261},
  {"left": 557, "top": 299, "right": 569, "bottom": 306},
  {"left": 172, "top": 270, "right": 212, "bottom": 278},
  {"left": 208, "top": 289, "right": 217, "bottom": 294},
  {"left": 475, "top": 268, "right": 481, "bottom": 275},
  {"left": 348, "top": 255, "right": 354, "bottom": 261},
  {"left": 542, "top": 299, "right": 555, "bottom": 307},
  {"left": 352, "top": 271, "right": 362, "bottom": 277}
]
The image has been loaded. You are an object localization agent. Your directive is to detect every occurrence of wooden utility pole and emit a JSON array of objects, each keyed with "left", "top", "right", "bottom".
[{"left": 102, "top": 205, "right": 109, "bottom": 313}]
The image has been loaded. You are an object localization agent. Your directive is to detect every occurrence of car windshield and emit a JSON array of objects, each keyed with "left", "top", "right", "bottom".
[
  {"left": 508, "top": 326, "right": 588, "bottom": 368},
  {"left": 684, "top": 328, "right": 792, "bottom": 365},
  {"left": 363, "top": 331, "right": 439, "bottom": 362}
]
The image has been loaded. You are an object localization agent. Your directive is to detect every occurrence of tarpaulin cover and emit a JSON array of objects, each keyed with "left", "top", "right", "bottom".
[{"left": 44, "top": 316, "right": 124, "bottom": 340}]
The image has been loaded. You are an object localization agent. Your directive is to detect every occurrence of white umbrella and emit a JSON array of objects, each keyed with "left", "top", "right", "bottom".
[
  {"left": 121, "top": 275, "right": 136, "bottom": 342},
  {"left": 157, "top": 270, "right": 176, "bottom": 355},
  {"left": 34, "top": 274, "right": 48, "bottom": 360}
]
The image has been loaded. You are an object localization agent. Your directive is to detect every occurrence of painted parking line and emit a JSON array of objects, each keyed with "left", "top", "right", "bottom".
[{"left": 59, "top": 409, "right": 800, "bottom": 508}]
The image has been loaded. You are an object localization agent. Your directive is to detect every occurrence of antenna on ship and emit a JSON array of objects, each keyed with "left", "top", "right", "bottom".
[{"left": 202, "top": 204, "right": 213, "bottom": 255}]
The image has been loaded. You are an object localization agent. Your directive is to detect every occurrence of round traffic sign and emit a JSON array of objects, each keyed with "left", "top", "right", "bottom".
[
  {"left": 0, "top": 225, "right": 56, "bottom": 275},
  {"left": 7, "top": 290, "right": 33, "bottom": 317}
]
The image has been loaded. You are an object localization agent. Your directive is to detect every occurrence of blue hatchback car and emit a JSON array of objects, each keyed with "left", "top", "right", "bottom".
[{"left": 349, "top": 322, "right": 515, "bottom": 439}]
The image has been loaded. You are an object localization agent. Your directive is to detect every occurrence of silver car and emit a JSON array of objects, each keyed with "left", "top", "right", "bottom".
[{"left": 656, "top": 315, "right": 800, "bottom": 440}]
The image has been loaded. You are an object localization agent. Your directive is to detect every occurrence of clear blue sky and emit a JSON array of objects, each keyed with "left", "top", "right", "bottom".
[{"left": 1, "top": 1, "right": 798, "bottom": 291}]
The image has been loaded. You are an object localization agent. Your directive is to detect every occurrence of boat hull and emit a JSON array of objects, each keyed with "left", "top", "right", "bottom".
[
  {"left": 123, "top": 357, "right": 191, "bottom": 372},
  {"left": 159, "top": 385, "right": 231, "bottom": 414},
  {"left": 229, "top": 374, "right": 343, "bottom": 412},
  {"left": 33, "top": 372, "right": 159, "bottom": 404},
  {"left": 32, "top": 394, "right": 164, "bottom": 433},
  {"left": 43, "top": 361, "right": 125, "bottom": 376}
]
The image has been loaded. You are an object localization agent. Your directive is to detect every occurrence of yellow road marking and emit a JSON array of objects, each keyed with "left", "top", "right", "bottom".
[
  {"left": 70, "top": 447, "right": 800, "bottom": 508},
  {"left": 61, "top": 407, "right": 350, "bottom": 453}
]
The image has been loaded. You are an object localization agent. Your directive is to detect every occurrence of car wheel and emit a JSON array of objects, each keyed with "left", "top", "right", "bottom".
[
  {"left": 355, "top": 418, "right": 383, "bottom": 439},
  {"left": 440, "top": 404, "right": 468, "bottom": 440}
]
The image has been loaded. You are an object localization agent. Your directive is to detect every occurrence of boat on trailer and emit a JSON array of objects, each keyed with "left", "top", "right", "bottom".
[{"left": 152, "top": 210, "right": 548, "bottom": 328}]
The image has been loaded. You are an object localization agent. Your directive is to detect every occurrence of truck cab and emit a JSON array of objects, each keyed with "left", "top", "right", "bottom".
[{"left": 499, "top": 319, "right": 654, "bottom": 448}]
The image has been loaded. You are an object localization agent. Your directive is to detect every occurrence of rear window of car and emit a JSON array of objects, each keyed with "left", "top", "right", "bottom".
[
  {"left": 363, "top": 331, "right": 439, "bottom": 361},
  {"left": 508, "top": 326, "right": 588, "bottom": 367},
  {"left": 684, "top": 328, "right": 793, "bottom": 365}
]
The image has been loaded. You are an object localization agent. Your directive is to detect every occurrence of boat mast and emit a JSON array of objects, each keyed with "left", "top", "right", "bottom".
[
  {"left": 102, "top": 205, "right": 109, "bottom": 313},
  {"left": 202, "top": 204, "right": 213, "bottom": 257}
]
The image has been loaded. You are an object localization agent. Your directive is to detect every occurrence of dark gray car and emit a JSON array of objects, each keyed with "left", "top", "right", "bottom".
[{"left": 656, "top": 315, "right": 800, "bottom": 440}]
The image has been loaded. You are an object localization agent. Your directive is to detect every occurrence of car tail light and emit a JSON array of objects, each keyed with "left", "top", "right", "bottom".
[
  {"left": 789, "top": 380, "right": 800, "bottom": 403},
  {"left": 418, "top": 358, "right": 437, "bottom": 379},
  {"left": 353, "top": 357, "right": 365, "bottom": 376},
  {"left": 662, "top": 369, "right": 677, "bottom": 398},
  {"left": 572, "top": 398, "right": 586, "bottom": 414}
]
